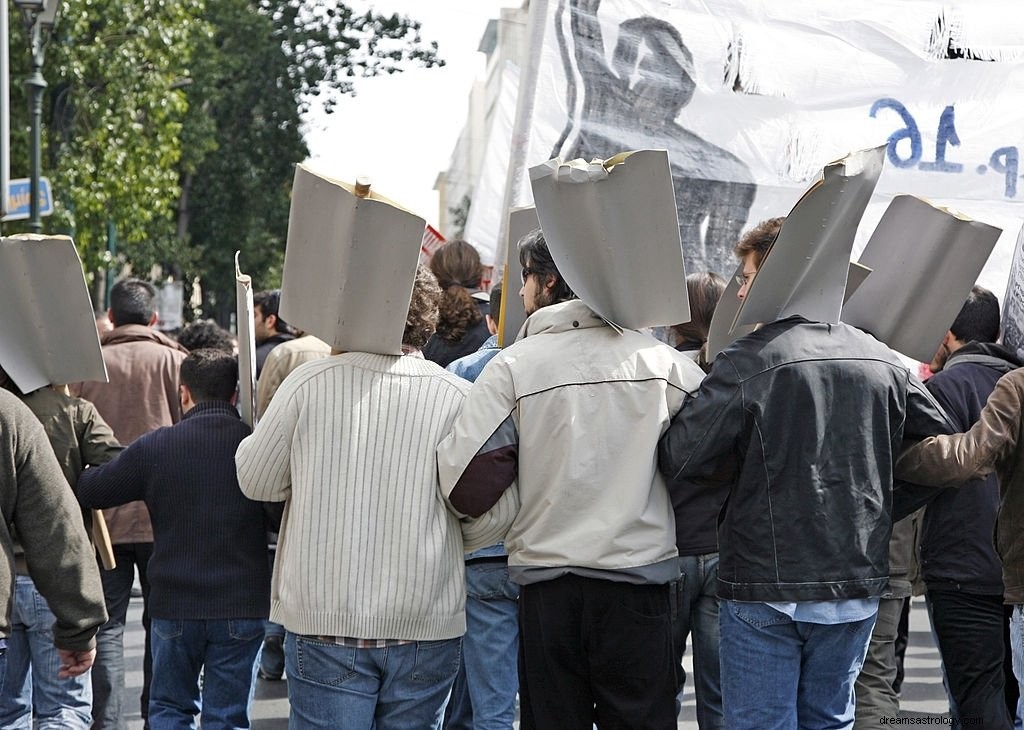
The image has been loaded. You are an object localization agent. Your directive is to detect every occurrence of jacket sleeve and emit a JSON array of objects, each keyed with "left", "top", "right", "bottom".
[
  {"left": 897, "top": 369, "right": 1022, "bottom": 488},
  {"left": 237, "top": 372, "right": 299, "bottom": 502},
  {"left": 13, "top": 406, "right": 107, "bottom": 651},
  {"left": 437, "top": 355, "right": 519, "bottom": 519},
  {"left": 76, "top": 440, "right": 146, "bottom": 509},
  {"left": 75, "top": 402, "right": 123, "bottom": 482},
  {"left": 658, "top": 353, "right": 744, "bottom": 484}
]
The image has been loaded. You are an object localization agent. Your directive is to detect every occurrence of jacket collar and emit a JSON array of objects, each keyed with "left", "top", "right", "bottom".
[
  {"left": 182, "top": 400, "right": 240, "bottom": 421},
  {"left": 102, "top": 324, "right": 188, "bottom": 353},
  {"left": 945, "top": 341, "right": 1022, "bottom": 374},
  {"left": 521, "top": 299, "right": 614, "bottom": 339}
]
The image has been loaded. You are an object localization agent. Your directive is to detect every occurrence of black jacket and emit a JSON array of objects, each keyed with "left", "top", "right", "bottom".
[
  {"left": 921, "top": 342, "right": 1021, "bottom": 594},
  {"left": 658, "top": 317, "right": 954, "bottom": 602},
  {"left": 78, "top": 401, "right": 272, "bottom": 620}
]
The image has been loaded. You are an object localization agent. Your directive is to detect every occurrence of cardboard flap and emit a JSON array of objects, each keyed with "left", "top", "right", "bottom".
[
  {"left": 842, "top": 195, "right": 1002, "bottom": 362},
  {"left": 498, "top": 206, "right": 538, "bottom": 346},
  {"left": 734, "top": 146, "right": 886, "bottom": 328},
  {"left": 279, "top": 164, "right": 426, "bottom": 355},
  {"left": 0, "top": 235, "right": 107, "bottom": 392},
  {"left": 529, "top": 149, "right": 689, "bottom": 330}
]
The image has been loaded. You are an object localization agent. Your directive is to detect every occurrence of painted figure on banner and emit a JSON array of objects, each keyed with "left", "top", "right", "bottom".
[{"left": 553, "top": 0, "right": 756, "bottom": 276}]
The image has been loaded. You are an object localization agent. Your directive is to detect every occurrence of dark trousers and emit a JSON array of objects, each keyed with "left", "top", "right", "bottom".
[
  {"left": 93, "top": 542, "right": 153, "bottom": 730},
  {"left": 518, "top": 575, "right": 677, "bottom": 730},
  {"left": 928, "top": 589, "right": 1018, "bottom": 730}
]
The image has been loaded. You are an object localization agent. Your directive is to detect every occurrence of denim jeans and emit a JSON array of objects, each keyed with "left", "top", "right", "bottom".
[
  {"left": 673, "top": 553, "right": 723, "bottom": 729},
  {"left": 0, "top": 575, "right": 92, "bottom": 729},
  {"left": 444, "top": 559, "right": 519, "bottom": 730},
  {"left": 93, "top": 542, "right": 153, "bottom": 730},
  {"left": 1010, "top": 606, "right": 1024, "bottom": 718},
  {"left": 285, "top": 633, "right": 461, "bottom": 729},
  {"left": 720, "top": 600, "right": 876, "bottom": 730},
  {"left": 149, "top": 617, "right": 263, "bottom": 729}
]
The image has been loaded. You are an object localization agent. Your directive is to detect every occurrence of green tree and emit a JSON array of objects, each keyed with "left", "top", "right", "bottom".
[
  {"left": 4, "top": 0, "right": 441, "bottom": 316},
  {"left": 180, "top": 1, "right": 443, "bottom": 322},
  {"left": 4, "top": 0, "right": 210, "bottom": 286}
]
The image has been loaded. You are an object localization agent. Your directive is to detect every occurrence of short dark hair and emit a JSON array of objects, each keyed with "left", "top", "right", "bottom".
[
  {"left": 517, "top": 229, "right": 575, "bottom": 305},
  {"left": 734, "top": 217, "right": 785, "bottom": 268},
  {"left": 109, "top": 278, "right": 157, "bottom": 327},
  {"left": 489, "top": 283, "right": 503, "bottom": 323},
  {"left": 178, "top": 320, "right": 235, "bottom": 354},
  {"left": 180, "top": 349, "right": 238, "bottom": 403},
  {"left": 950, "top": 285, "right": 1000, "bottom": 344},
  {"left": 253, "top": 290, "right": 292, "bottom": 334}
]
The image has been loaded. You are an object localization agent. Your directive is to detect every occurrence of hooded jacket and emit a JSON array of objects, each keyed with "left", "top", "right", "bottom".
[
  {"left": 73, "top": 324, "right": 187, "bottom": 544},
  {"left": 921, "top": 342, "right": 1021, "bottom": 594},
  {"left": 659, "top": 317, "right": 955, "bottom": 602},
  {"left": 898, "top": 365, "right": 1024, "bottom": 604}
]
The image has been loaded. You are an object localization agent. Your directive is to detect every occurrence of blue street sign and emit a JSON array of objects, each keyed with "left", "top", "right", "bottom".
[{"left": 2, "top": 177, "right": 53, "bottom": 221}]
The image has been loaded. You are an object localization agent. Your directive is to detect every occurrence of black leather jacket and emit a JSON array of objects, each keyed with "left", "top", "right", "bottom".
[{"left": 659, "top": 317, "right": 954, "bottom": 602}]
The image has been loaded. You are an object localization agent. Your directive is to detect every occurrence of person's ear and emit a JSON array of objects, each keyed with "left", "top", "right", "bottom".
[
  {"left": 148, "top": 312, "right": 159, "bottom": 327},
  {"left": 266, "top": 313, "right": 277, "bottom": 331}
]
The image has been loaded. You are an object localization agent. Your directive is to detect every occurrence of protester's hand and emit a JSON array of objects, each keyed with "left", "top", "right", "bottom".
[{"left": 57, "top": 648, "right": 96, "bottom": 677}]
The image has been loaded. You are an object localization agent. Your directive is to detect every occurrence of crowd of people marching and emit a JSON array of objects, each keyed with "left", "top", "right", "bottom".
[{"left": 2, "top": 213, "right": 1024, "bottom": 730}]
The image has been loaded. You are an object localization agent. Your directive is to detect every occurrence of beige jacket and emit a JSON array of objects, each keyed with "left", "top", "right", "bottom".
[
  {"left": 73, "top": 325, "right": 187, "bottom": 544},
  {"left": 897, "top": 367, "right": 1024, "bottom": 603},
  {"left": 438, "top": 299, "right": 706, "bottom": 583},
  {"left": 256, "top": 335, "right": 331, "bottom": 417}
]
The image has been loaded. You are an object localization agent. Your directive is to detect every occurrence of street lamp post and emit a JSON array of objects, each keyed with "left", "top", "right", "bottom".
[{"left": 14, "top": 0, "right": 59, "bottom": 234}]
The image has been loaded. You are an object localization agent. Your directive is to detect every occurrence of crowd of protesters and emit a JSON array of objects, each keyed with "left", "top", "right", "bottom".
[{"left": 3, "top": 218, "right": 1024, "bottom": 730}]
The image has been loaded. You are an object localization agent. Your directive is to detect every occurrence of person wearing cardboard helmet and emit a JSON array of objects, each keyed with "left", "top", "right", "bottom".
[
  {"left": 439, "top": 150, "right": 707, "bottom": 728},
  {"left": 236, "top": 166, "right": 514, "bottom": 729},
  {"left": 658, "top": 149, "right": 956, "bottom": 729}
]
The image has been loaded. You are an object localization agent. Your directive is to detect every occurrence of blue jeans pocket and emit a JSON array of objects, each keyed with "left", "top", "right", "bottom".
[
  {"left": 731, "top": 602, "right": 792, "bottom": 628},
  {"left": 228, "top": 619, "right": 265, "bottom": 642},
  {"left": 153, "top": 619, "right": 183, "bottom": 640},
  {"left": 294, "top": 636, "right": 358, "bottom": 686},
  {"left": 411, "top": 639, "right": 461, "bottom": 684}
]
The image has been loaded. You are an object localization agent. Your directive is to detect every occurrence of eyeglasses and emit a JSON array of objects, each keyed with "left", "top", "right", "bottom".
[
  {"left": 521, "top": 267, "right": 536, "bottom": 284},
  {"left": 734, "top": 271, "right": 756, "bottom": 288}
]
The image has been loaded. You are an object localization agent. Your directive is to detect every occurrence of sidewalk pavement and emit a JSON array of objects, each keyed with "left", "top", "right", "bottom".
[{"left": 121, "top": 596, "right": 954, "bottom": 728}]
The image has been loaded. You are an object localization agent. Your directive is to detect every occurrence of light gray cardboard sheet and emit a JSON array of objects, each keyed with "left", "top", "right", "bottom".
[
  {"left": 279, "top": 165, "right": 426, "bottom": 356},
  {"left": 842, "top": 195, "right": 1001, "bottom": 362},
  {"left": 529, "top": 150, "right": 689, "bottom": 330},
  {"left": 0, "top": 235, "right": 106, "bottom": 393}
]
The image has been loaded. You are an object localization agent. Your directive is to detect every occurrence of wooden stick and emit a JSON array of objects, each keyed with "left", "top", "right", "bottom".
[{"left": 92, "top": 509, "right": 116, "bottom": 570}]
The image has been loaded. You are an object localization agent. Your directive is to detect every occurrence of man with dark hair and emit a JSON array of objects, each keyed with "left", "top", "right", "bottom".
[
  {"left": 915, "top": 285, "right": 1020, "bottom": 727},
  {"left": 177, "top": 320, "right": 236, "bottom": 354},
  {"left": 252, "top": 290, "right": 295, "bottom": 378},
  {"left": 930, "top": 285, "right": 1002, "bottom": 372},
  {"left": 438, "top": 230, "right": 705, "bottom": 728},
  {"left": 73, "top": 276, "right": 188, "bottom": 729},
  {"left": 78, "top": 349, "right": 272, "bottom": 728}
]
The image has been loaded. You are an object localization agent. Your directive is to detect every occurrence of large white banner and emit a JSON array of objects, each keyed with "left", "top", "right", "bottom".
[{"left": 497, "top": 0, "right": 1024, "bottom": 295}]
